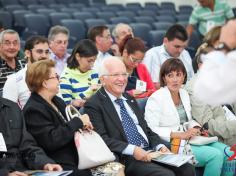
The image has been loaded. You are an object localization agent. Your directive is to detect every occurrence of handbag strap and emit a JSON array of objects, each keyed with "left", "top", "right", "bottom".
[{"left": 65, "top": 105, "right": 81, "bottom": 121}]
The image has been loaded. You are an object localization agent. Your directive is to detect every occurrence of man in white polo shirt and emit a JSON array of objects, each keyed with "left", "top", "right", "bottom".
[{"left": 143, "top": 24, "right": 194, "bottom": 89}]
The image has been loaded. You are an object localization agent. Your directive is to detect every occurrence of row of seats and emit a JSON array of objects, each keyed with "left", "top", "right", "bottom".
[
  {"left": 6, "top": 13, "right": 199, "bottom": 49},
  {"left": 0, "top": 0, "right": 201, "bottom": 54},
  {"left": 0, "top": 0, "right": 97, "bottom": 7},
  {"left": 3, "top": 5, "right": 192, "bottom": 17},
  {"left": 2, "top": 3, "right": 193, "bottom": 14},
  {"left": 0, "top": 0, "right": 191, "bottom": 12},
  {"left": 1, "top": 10, "right": 190, "bottom": 29},
  {"left": 18, "top": 17, "right": 200, "bottom": 54}
]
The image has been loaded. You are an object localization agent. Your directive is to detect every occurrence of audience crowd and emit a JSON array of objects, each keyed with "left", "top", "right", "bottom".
[{"left": 0, "top": 0, "right": 236, "bottom": 176}]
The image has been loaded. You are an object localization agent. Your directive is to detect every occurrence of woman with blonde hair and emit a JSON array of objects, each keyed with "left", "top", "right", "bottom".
[{"left": 203, "top": 26, "right": 221, "bottom": 48}]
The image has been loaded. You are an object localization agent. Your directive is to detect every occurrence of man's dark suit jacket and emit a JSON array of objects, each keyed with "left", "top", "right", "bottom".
[
  {"left": 0, "top": 97, "right": 55, "bottom": 172},
  {"left": 84, "top": 87, "right": 169, "bottom": 159}
]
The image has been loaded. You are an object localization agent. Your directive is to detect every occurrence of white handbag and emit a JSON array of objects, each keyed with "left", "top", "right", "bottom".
[
  {"left": 74, "top": 131, "right": 116, "bottom": 169},
  {"left": 65, "top": 105, "right": 115, "bottom": 169},
  {"left": 188, "top": 136, "right": 218, "bottom": 145},
  {"left": 183, "top": 120, "right": 218, "bottom": 145}
]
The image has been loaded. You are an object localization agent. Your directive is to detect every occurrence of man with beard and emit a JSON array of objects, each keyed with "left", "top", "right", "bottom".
[{"left": 3, "top": 35, "right": 50, "bottom": 108}]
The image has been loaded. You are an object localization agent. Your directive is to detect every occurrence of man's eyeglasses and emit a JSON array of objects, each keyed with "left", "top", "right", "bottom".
[
  {"left": 53, "top": 40, "right": 68, "bottom": 45},
  {"left": 100, "top": 34, "right": 112, "bottom": 40},
  {"left": 33, "top": 49, "right": 50, "bottom": 55},
  {"left": 47, "top": 74, "right": 59, "bottom": 80},
  {"left": 2, "top": 40, "right": 19, "bottom": 47},
  {"left": 103, "top": 73, "right": 129, "bottom": 78},
  {"left": 129, "top": 56, "right": 143, "bottom": 64}
]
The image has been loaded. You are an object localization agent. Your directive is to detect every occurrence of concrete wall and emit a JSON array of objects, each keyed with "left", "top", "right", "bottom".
[{"left": 106, "top": 0, "right": 236, "bottom": 9}]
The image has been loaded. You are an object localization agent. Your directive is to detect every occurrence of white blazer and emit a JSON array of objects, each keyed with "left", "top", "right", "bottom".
[{"left": 144, "top": 87, "right": 192, "bottom": 142}]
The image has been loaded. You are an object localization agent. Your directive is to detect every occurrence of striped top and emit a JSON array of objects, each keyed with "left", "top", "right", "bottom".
[
  {"left": 0, "top": 57, "right": 25, "bottom": 92},
  {"left": 189, "top": 0, "right": 234, "bottom": 35},
  {"left": 59, "top": 67, "right": 99, "bottom": 104}
]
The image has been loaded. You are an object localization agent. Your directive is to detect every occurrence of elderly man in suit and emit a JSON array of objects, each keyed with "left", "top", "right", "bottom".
[{"left": 84, "top": 56, "right": 195, "bottom": 176}]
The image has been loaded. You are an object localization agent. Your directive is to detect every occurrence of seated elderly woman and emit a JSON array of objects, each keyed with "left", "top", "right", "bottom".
[
  {"left": 23, "top": 60, "right": 93, "bottom": 176},
  {"left": 119, "top": 35, "right": 156, "bottom": 98},
  {"left": 60, "top": 39, "right": 99, "bottom": 108},
  {"left": 144, "top": 58, "right": 235, "bottom": 176}
]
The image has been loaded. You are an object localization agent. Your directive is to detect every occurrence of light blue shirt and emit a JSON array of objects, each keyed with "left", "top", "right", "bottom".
[
  {"left": 50, "top": 51, "right": 70, "bottom": 76},
  {"left": 105, "top": 90, "right": 164, "bottom": 155},
  {"left": 143, "top": 44, "right": 194, "bottom": 83}
]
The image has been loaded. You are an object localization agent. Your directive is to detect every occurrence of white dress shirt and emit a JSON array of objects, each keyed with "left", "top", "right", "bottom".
[
  {"left": 3, "top": 66, "right": 30, "bottom": 109},
  {"left": 105, "top": 90, "right": 164, "bottom": 155},
  {"left": 93, "top": 51, "right": 111, "bottom": 73},
  {"left": 143, "top": 44, "right": 194, "bottom": 83}
]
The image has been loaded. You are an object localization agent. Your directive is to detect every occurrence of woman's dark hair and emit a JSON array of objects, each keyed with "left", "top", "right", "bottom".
[
  {"left": 159, "top": 58, "right": 187, "bottom": 87},
  {"left": 67, "top": 39, "right": 98, "bottom": 69},
  {"left": 119, "top": 34, "right": 146, "bottom": 55}
]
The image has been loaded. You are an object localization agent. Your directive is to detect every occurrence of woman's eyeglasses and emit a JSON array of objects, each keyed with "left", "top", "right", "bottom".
[
  {"left": 129, "top": 56, "right": 143, "bottom": 64},
  {"left": 47, "top": 74, "right": 59, "bottom": 80}
]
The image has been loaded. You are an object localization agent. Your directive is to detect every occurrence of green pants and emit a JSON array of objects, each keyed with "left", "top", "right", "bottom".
[{"left": 191, "top": 142, "right": 235, "bottom": 176}]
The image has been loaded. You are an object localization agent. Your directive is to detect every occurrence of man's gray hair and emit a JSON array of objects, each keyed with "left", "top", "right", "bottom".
[
  {"left": 99, "top": 56, "right": 123, "bottom": 77},
  {"left": 112, "top": 23, "right": 132, "bottom": 38},
  {"left": 48, "top": 25, "right": 70, "bottom": 41},
  {"left": 0, "top": 29, "right": 20, "bottom": 44}
]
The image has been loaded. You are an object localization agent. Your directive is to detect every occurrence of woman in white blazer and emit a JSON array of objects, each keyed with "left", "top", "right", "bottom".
[{"left": 145, "top": 58, "right": 233, "bottom": 176}]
